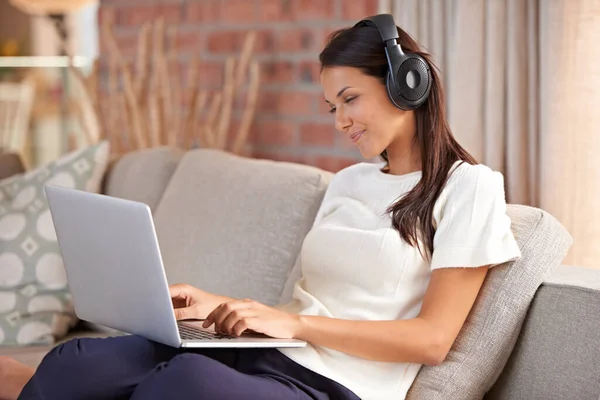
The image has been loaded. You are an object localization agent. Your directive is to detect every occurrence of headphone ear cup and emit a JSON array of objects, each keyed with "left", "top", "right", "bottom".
[
  {"left": 395, "top": 55, "right": 431, "bottom": 109},
  {"left": 385, "top": 70, "right": 405, "bottom": 109}
]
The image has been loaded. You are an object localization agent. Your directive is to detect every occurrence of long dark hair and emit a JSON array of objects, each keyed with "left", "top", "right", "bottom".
[{"left": 319, "top": 23, "right": 477, "bottom": 260}]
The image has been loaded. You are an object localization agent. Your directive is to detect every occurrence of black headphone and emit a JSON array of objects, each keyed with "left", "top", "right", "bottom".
[{"left": 354, "top": 14, "right": 431, "bottom": 110}]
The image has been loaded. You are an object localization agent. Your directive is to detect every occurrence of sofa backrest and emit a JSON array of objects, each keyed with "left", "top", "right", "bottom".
[
  {"left": 151, "top": 149, "right": 332, "bottom": 306},
  {"left": 103, "top": 147, "right": 185, "bottom": 212}
]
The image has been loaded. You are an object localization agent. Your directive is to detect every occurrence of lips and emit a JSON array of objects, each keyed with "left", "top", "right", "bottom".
[{"left": 350, "top": 130, "right": 365, "bottom": 142}]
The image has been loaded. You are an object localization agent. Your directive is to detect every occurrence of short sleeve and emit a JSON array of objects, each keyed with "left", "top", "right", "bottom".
[{"left": 430, "top": 164, "right": 522, "bottom": 270}]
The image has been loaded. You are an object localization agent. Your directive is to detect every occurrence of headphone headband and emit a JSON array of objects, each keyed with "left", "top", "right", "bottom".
[{"left": 354, "top": 14, "right": 399, "bottom": 43}]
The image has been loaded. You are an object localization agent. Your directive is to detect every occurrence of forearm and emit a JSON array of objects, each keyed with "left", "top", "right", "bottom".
[{"left": 295, "top": 316, "right": 441, "bottom": 365}]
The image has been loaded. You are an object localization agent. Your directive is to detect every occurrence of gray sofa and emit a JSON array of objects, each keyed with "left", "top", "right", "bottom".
[{"left": 1, "top": 147, "right": 598, "bottom": 399}]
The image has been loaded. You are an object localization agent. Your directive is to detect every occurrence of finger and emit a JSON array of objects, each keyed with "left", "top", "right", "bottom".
[
  {"left": 173, "top": 306, "right": 196, "bottom": 321},
  {"left": 232, "top": 317, "right": 256, "bottom": 337},
  {"left": 220, "top": 309, "right": 255, "bottom": 335},
  {"left": 168, "top": 283, "right": 189, "bottom": 299},
  {"left": 203, "top": 300, "right": 251, "bottom": 330},
  {"left": 208, "top": 301, "right": 242, "bottom": 332}
]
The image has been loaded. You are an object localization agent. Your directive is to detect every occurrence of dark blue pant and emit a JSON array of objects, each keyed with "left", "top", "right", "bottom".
[{"left": 18, "top": 335, "right": 359, "bottom": 400}]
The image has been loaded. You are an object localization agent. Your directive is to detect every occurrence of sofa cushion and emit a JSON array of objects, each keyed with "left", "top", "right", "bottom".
[
  {"left": 0, "top": 327, "right": 115, "bottom": 368},
  {"left": 153, "top": 149, "right": 330, "bottom": 306},
  {"left": 103, "top": 146, "right": 184, "bottom": 212},
  {"left": 485, "top": 265, "right": 600, "bottom": 400},
  {"left": 0, "top": 141, "right": 110, "bottom": 347},
  {"left": 407, "top": 205, "right": 573, "bottom": 400}
]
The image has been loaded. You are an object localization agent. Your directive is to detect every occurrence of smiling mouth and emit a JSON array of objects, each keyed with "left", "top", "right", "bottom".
[{"left": 350, "top": 130, "right": 365, "bottom": 142}]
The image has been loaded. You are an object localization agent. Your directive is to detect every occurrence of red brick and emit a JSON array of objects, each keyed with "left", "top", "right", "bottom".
[
  {"left": 255, "top": 30, "right": 277, "bottom": 54},
  {"left": 100, "top": 31, "right": 140, "bottom": 56},
  {"left": 156, "top": 4, "right": 183, "bottom": 24},
  {"left": 206, "top": 31, "right": 245, "bottom": 53},
  {"left": 171, "top": 30, "right": 202, "bottom": 54},
  {"left": 298, "top": 60, "right": 321, "bottom": 83},
  {"left": 278, "top": 28, "right": 319, "bottom": 52},
  {"left": 314, "top": 156, "right": 358, "bottom": 172},
  {"left": 117, "top": 5, "right": 156, "bottom": 26},
  {"left": 338, "top": 157, "right": 360, "bottom": 170},
  {"left": 299, "top": 123, "right": 335, "bottom": 146},
  {"left": 261, "top": 61, "right": 295, "bottom": 84},
  {"left": 98, "top": 6, "right": 116, "bottom": 26},
  {"left": 186, "top": 0, "right": 220, "bottom": 23},
  {"left": 257, "top": 91, "right": 313, "bottom": 116},
  {"left": 251, "top": 120, "right": 296, "bottom": 146},
  {"left": 117, "top": 4, "right": 182, "bottom": 26},
  {"left": 256, "top": 91, "right": 278, "bottom": 114},
  {"left": 206, "top": 31, "right": 246, "bottom": 55},
  {"left": 258, "top": 0, "right": 294, "bottom": 22},
  {"left": 315, "top": 93, "right": 332, "bottom": 116},
  {"left": 323, "top": 25, "right": 350, "bottom": 46},
  {"left": 292, "top": 0, "right": 335, "bottom": 21},
  {"left": 197, "top": 61, "right": 224, "bottom": 87},
  {"left": 281, "top": 92, "right": 314, "bottom": 116},
  {"left": 220, "top": 0, "right": 257, "bottom": 23},
  {"left": 341, "top": 0, "right": 379, "bottom": 20}
]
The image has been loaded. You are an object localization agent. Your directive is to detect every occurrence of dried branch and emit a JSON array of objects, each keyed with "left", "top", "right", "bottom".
[
  {"left": 231, "top": 60, "right": 260, "bottom": 155},
  {"left": 103, "top": 23, "right": 147, "bottom": 149},
  {"left": 215, "top": 57, "right": 235, "bottom": 150},
  {"left": 202, "top": 92, "right": 222, "bottom": 148}
]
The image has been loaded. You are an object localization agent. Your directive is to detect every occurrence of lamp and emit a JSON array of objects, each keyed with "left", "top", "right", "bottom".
[
  {"left": 8, "top": 0, "right": 99, "bottom": 156},
  {"left": 8, "top": 0, "right": 97, "bottom": 15}
]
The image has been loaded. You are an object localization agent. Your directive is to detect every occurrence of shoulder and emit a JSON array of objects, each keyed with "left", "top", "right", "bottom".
[
  {"left": 435, "top": 161, "right": 508, "bottom": 220},
  {"left": 444, "top": 161, "right": 506, "bottom": 196},
  {"left": 431, "top": 161, "right": 521, "bottom": 269}
]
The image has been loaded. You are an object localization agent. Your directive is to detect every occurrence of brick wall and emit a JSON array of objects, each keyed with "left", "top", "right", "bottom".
[{"left": 98, "top": 0, "right": 380, "bottom": 172}]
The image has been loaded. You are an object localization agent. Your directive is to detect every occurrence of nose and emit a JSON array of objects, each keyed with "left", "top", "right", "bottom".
[{"left": 334, "top": 106, "right": 352, "bottom": 133}]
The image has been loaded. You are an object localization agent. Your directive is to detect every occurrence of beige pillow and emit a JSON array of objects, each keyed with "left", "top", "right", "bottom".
[
  {"left": 0, "top": 141, "right": 110, "bottom": 346},
  {"left": 407, "top": 205, "right": 572, "bottom": 399}
]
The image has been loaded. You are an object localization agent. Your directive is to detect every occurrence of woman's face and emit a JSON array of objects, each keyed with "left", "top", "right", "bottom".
[{"left": 320, "top": 66, "right": 413, "bottom": 160}]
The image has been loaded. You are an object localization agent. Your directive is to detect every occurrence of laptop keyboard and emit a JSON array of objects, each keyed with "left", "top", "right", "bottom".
[{"left": 178, "top": 322, "right": 236, "bottom": 340}]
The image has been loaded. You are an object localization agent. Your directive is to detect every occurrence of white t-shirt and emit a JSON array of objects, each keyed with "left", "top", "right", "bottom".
[{"left": 277, "top": 160, "right": 522, "bottom": 400}]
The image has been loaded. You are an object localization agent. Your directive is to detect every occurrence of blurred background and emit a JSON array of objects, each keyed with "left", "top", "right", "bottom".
[{"left": 0, "top": 0, "right": 598, "bottom": 269}]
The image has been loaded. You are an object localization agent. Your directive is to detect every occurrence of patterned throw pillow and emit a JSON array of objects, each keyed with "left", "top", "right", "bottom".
[{"left": 0, "top": 141, "right": 110, "bottom": 346}]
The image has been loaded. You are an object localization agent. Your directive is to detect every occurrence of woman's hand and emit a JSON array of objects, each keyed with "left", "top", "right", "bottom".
[
  {"left": 169, "top": 283, "right": 234, "bottom": 321},
  {"left": 203, "top": 299, "right": 301, "bottom": 339}
]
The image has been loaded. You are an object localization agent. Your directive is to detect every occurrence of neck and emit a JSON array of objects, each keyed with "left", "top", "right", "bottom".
[{"left": 384, "top": 140, "right": 422, "bottom": 176}]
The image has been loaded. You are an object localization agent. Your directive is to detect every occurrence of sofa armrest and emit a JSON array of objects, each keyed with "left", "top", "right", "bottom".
[
  {"left": 486, "top": 264, "right": 600, "bottom": 400},
  {"left": 543, "top": 264, "right": 600, "bottom": 291}
]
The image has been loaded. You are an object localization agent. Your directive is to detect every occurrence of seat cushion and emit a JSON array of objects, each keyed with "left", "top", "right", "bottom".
[
  {"left": 103, "top": 146, "right": 184, "bottom": 212},
  {"left": 153, "top": 149, "right": 331, "bottom": 306},
  {"left": 0, "top": 327, "right": 116, "bottom": 368},
  {"left": 407, "top": 205, "right": 573, "bottom": 400}
]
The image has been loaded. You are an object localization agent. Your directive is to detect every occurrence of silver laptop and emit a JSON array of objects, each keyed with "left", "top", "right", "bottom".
[{"left": 44, "top": 185, "right": 306, "bottom": 349}]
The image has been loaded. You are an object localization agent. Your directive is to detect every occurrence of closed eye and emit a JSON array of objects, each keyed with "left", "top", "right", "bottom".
[{"left": 328, "top": 96, "right": 357, "bottom": 114}]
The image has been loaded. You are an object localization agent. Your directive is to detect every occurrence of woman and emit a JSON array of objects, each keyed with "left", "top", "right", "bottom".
[{"left": 1, "top": 15, "right": 520, "bottom": 400}]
